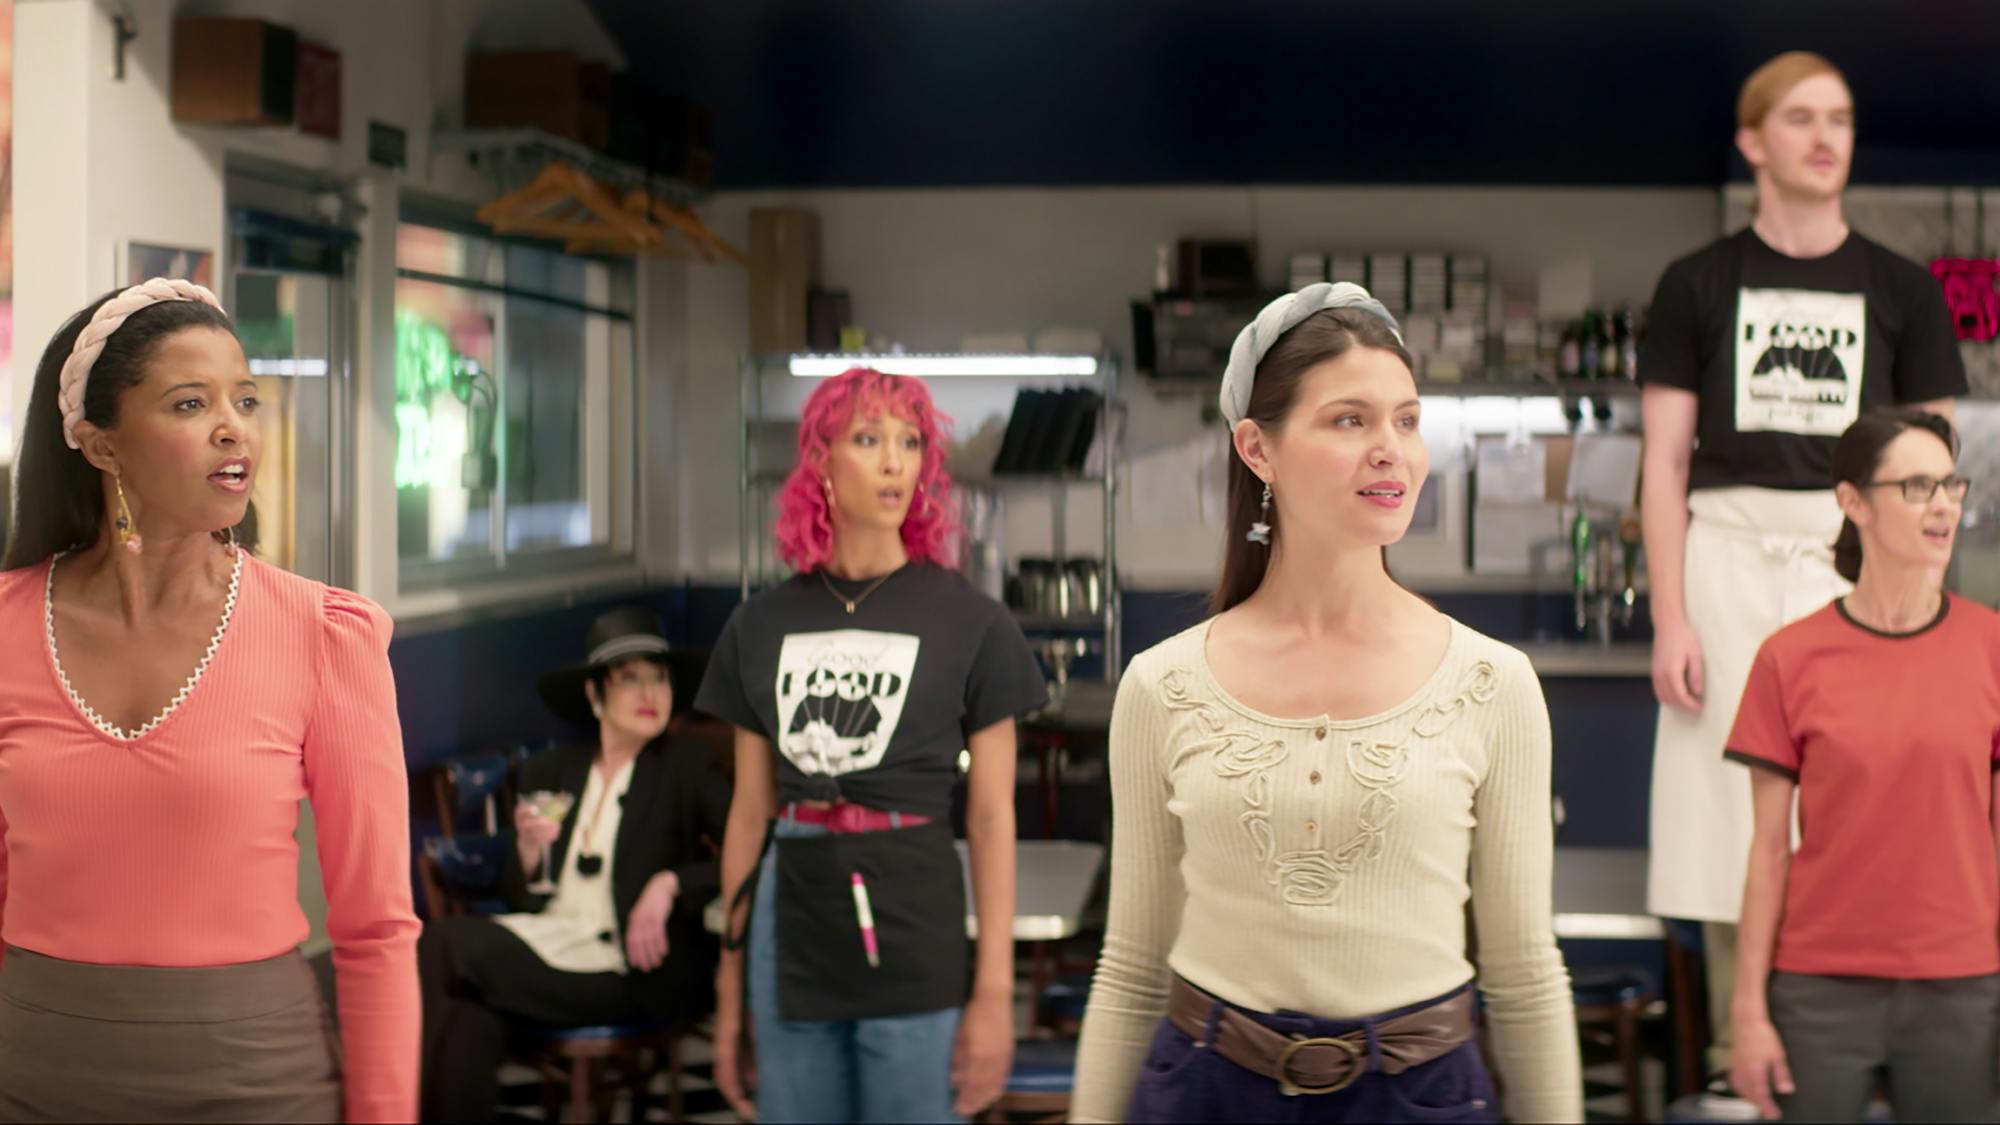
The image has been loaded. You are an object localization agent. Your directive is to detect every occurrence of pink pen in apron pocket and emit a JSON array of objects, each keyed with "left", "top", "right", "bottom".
[{"left": 851, "top": 872, "right": 881, "bottom": 968}]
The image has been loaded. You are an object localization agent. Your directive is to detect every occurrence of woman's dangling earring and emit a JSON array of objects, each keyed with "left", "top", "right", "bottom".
[
  {"left": 215, "top": 525, "right": 239, "bottom": 556},
  {"left": 113, "top": 476, "right": 143, "bottom": 555},
  {"left": 591, "top": 701, "right": 605, "bottom": 719},
  {"left": 1247, "top": 482, "right": 1273, "bottom": 546}
]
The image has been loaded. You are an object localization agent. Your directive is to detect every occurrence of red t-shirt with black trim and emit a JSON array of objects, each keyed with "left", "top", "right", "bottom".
[{"left": 1726, "top": 594, "right": 2000, "bottom": 980}]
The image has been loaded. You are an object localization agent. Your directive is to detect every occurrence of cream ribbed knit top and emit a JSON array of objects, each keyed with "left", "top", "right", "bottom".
[{"left": 1072, "top": 617, "right": 1582, "bottom": 1123}]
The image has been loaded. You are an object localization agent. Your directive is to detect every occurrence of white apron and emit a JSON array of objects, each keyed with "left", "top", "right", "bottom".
[{"left": 1646, "top": 486, "right": 1848, "bottom": 923}]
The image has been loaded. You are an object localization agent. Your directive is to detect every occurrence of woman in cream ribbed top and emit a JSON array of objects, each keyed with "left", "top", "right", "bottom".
[{"left": 1072, "top": 285, "right": 1581, "bottom": 1123}]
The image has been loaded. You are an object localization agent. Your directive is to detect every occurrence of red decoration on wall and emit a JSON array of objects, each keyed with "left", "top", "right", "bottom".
[
  {"left": 1931, "top": 257, "right": 1999, "bottom": 342},
  {"left": 295, "top": 41, "right": 341, "bottom": 141}
]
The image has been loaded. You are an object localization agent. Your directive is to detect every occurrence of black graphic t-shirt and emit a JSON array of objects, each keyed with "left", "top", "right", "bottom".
[
  {"left": 694, "top": 563, "right": 1048, "bottom": 818},
  {"left": 1638, "top": 228, "right": 1967, "bottom": 492}
]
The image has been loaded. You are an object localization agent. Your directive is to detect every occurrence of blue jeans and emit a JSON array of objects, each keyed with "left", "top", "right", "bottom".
[{"left": 748, "top": 818, "right": 964, "bottom": 1124}]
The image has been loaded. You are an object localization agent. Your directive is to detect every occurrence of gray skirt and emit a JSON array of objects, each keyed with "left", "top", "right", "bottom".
[{"left": 0, "top": 946, "right": 341, "bottom": 1123}]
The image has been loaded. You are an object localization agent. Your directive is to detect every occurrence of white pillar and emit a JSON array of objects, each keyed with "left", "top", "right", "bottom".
[
  {"left": 11, "top": 0, "right": 97, "bottom": 461},
  {"left": 351, "top": 171, "right": 400, "bottom": 603}
]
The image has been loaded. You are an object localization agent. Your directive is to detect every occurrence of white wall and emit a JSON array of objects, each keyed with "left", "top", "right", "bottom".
[{"left": 669, "top": 185, "right": 1724, "bottom": 589}]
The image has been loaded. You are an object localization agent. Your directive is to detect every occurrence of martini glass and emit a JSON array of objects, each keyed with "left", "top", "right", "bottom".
[{"left": 521, "top": 789, "right": 577, "bottom": 894}]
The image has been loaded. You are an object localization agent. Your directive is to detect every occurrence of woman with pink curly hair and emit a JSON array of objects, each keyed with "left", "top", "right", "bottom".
[{"left": 695, "top": 367, "right": 1046, "bottom": 1123}]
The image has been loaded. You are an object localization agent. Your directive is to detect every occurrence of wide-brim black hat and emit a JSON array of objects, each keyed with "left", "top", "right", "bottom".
[{"left": 535, "top": 606, "right": 706, "bottom": 728}]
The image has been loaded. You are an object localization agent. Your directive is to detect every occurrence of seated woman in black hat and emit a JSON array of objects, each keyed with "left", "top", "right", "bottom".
[{"left": 418, "top": 607, "right": 732, "bottom": 1123}]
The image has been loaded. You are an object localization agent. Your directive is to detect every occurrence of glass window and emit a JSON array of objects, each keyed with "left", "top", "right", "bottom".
[
  {"left": 235, "top": 269, "right": 340, "bottom": 580},
  {"left": 393, "top": 222, "right": 634, "bottom": 583}
]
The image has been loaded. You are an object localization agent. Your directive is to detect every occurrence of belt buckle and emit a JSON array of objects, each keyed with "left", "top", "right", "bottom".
[{"left": 1275, "top": 1035, "right": 1363, "bottom": 1097}]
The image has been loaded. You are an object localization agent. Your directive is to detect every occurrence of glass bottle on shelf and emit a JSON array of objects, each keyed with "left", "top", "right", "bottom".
[
  {"left": 1598, "top": 308, "right": 1621, "bottom": 379},
  {"left": 1617, "top": 307, "right": 1640, "bottom": 380},
  {"left": 1557, "top": 323, "right": 1582, "bottom": 379}
]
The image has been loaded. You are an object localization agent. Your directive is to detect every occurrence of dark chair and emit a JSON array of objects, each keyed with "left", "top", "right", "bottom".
[
  {"left": 978, "top": 1037, "right": 1075, "bottom": 1124},
  {"left": 1574, "top": 966, "right": 1657, "bottom": 1123},
  {"left": 1034, "top": 973, "right": 1092, "bottom": 1037},
  {"left": 418, "top": 834, "right": 515, "bottom": 918},
  {"left": 433, "top": 751, "right": 516, "bottom": 839},
  {"left": 1661, "top": 919, "right": 1708, "bottom": 1101},
  {"left": 418, "top": 833, "right": 694, "bottom": 1123},
  {"left": 510, "top": 1019, "right": 691, "bottom": 1125}
]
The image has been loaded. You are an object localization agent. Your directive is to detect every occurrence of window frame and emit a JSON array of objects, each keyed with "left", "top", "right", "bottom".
[{"left": 391, "top": 211, "right": 639, "bottom": 593}]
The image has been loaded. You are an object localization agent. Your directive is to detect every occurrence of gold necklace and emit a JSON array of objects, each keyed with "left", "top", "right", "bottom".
[
  {"left": 580, "top": 774, "right": 617, "bottom": 848},
  {"left": 820, "top": 568, "right": 895, "bottom": 614},
  {"left": 574, "top": 761, "right": 627, "bottom": 877}
]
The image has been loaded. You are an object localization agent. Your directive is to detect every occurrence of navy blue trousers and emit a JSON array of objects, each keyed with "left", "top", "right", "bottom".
[{"left": 1126, "top": 983, "right": 1499, "bottom": 1124}]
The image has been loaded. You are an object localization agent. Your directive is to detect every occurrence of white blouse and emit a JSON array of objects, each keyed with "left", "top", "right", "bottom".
[{"left": 494, "top": 758, "right": 637, "bottom": 975}]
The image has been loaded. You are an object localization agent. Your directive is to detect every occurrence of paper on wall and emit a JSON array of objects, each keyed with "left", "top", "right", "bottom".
[
  {"left": 1472, "top": 501, "right": 1566, "bottom": 575},
  {"left": 1475, "top": 437, "right": 1547, "bottom": 505},
  {"left": 1566, "top": 434, "right": 1643, "bottom": 509}
]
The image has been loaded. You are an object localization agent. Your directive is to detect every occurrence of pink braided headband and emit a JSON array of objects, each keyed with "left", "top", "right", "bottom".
[{"left": 58, "top": 277, "right": 227, "bottom": 450}]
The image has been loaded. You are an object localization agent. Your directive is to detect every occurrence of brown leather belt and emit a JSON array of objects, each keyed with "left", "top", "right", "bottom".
[{"left": 1167, "top": 976, "right": 1477, "bottom": 1097}]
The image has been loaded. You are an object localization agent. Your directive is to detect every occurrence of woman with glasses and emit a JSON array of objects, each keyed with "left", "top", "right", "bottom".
[{"left": 1726, "top": 408, "right": 2000, "bottom": 1123}]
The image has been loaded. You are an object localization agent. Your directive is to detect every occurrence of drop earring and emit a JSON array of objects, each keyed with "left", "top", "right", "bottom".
[
  {"left": 591, "top": 701, "right": 605, "bottom": 719},
  {"left": 113, "top": 476, "right": 143, "bottom": 555},
  {"left": 1247, "top": 482, "right": 1272, "bottom": 545}
]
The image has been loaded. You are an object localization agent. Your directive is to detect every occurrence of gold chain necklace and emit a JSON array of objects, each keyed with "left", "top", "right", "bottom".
[
  {"left": 573, "top": 761, "right": 628, "bottom": 877},
  {"left": 819, "top": 568, "right": 895, "bottom": 614},
  {"left": 579, "top": 773, "right": 617, "bottom": 850}
]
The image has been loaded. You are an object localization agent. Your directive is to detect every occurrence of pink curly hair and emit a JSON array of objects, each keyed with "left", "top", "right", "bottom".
[{"left": 775, "top": 367, "right": 960, "bottom": 573}]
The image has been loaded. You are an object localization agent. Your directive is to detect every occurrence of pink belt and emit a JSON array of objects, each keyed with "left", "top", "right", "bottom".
[{"left": 782, "top": 802, "right": 932, "bottom": 834}]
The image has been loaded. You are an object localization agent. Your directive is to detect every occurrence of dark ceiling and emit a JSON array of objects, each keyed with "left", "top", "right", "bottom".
[{"left": 588, "top": 0, "right": 2000, "bottom": 189}]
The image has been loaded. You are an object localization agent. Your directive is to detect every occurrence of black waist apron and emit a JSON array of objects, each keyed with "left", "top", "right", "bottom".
[{"left": 771, "top": 820, "right": 968, "bottom": 1022}]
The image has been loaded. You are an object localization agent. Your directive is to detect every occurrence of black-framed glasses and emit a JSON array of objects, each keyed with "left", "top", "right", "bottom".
[{"left": 1866, "top": 474, "right": 1973, "bottom": 503}]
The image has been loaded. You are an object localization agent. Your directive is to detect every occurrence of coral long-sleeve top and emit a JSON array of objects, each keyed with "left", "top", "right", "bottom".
[{"left": 0, "top": 554, "right": 420, "bottom": 1124}]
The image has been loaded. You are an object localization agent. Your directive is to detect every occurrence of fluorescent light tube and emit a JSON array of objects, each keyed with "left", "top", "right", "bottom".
[{"left": 788, "top": 354, "right": 1098, "bottom": 378}]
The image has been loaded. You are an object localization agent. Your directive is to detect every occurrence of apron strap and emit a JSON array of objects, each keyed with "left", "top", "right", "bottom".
[{"left": 721, "top": 818, "right": 777, "bottom": 953}]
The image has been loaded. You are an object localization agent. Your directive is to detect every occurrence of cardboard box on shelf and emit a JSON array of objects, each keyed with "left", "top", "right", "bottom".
[
  {"left": 749, "top": 209, "right": 819, "bottom": 356},
  {"left": 1367, "top": 252, "right": 1409, "bottom": 312},
  {"left": 465, "top": 51, "right": 611, "bottom": 148},
  {"left": 1288, "top": 252, "right": 1328, "bottom": 290},
  {"left": 172, "top": 18, "right": 298, "bottom": 127}
]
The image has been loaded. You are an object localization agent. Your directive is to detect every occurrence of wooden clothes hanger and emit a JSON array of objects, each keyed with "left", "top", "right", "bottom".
[
  {"left": 476, "top": 160, "right": 744, "bottom": 264},
  {"left": 475, "top": 163, "right": 660, "bottom": 250},
  {"left": 562, "top": 191, "right": 746, "bottom": 263},
  {"left": 650, "top": 197, "right": 747, "bottom": 264}
]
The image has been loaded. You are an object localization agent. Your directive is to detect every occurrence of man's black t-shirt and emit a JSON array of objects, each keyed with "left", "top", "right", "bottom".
[
  {"left": 1638, "top": 228, "right": 1967, "bottom": 492},
  {"left": 694, "top": 563, "right": 1048, "bottom": 818}
]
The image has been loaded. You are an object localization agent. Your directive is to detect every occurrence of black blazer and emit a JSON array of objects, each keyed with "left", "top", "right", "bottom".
[{"left": 500, "top": 738, "right": 732, "bottom": 1019}]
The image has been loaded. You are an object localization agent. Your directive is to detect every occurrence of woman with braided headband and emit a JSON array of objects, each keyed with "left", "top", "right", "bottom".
[
  {"left": 1073, "top": 283, "right": 1581, "bottom": 1122},
  {"left": 0, "top": 283, "right": 419, "bottom": 1121}
]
